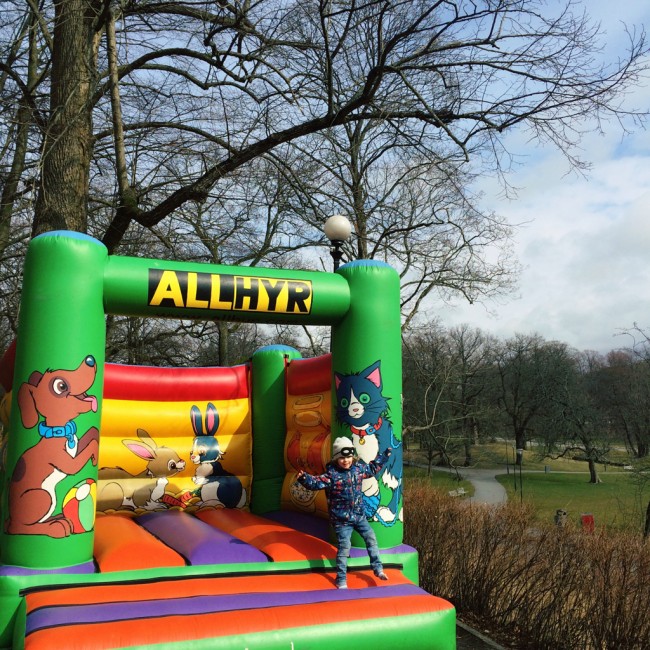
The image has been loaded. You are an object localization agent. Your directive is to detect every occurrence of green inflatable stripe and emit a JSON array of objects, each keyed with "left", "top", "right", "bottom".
[
  {"left": 1, "top": 231, "right": 107, "bottom": 568},
  {"left": 104, "top": 256, "right": 350, "bottom": 325},
  {"left": 250, "top": 345, "right": 302, "bottom": 514}
]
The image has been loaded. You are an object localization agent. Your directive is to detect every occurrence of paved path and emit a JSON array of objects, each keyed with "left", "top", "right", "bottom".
[
  {"left": 457, "top": 621, "right": 507, "bottom": 650},
  {"left": 461, "top": 468, "right": 508, "bottom": 505},
  {"left": 426, "top": 467, "right": 510, "bottom": 648},
  {"left": 428, "top": 465, "right": 509, "bottom": 505},
  {"left": 408, "top": 463, "right": 512, "bottom": 646}
]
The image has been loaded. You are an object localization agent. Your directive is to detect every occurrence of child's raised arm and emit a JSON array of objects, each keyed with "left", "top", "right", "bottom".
[
  {"left": 296, "top": 468, "right": 331, "bottom": 491},
  {"left": 362, "top": 448, "right": 392, "bottom": 478}
]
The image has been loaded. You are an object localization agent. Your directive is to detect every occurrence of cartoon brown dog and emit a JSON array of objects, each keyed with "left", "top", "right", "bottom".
[{"left": 6, "top": 355, "right": 100, "bottom": 537}]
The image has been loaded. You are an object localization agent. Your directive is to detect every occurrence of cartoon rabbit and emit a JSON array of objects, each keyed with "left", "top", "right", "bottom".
[
  {"left": 98, "top": 428, "right": 186, "bottom": 511},
  {"left": 189, "top": 402, "right": 246, "bottom": 509}
]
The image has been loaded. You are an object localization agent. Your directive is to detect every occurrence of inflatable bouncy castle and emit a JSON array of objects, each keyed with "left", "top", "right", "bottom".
[{"left": 0, "top": 231, "right": 455, "bottom": 649}]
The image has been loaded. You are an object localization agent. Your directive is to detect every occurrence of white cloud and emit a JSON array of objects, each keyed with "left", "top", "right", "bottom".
[
  {"left": 423, "top": 2, "right": 650, "bottom": 352},
  {"left": 431, "top": 143, "right": 650, "bottom": 353}
]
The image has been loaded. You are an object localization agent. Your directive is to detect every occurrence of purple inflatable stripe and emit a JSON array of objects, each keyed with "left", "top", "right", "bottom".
[
  {"left": 264, "top": 511, "right": 415, "bottom": 556},
  {"left": 0, "top": 561, "right": 95, "bottom": 577},
  {"left": 138, "top": 510, "right": 268, "bottom": 565},
  {"left": 26, "top": 584, "right": 424, "bottom": 635},
  {"left": 266, "top": 510, "right": 330, "bottom": 538}
]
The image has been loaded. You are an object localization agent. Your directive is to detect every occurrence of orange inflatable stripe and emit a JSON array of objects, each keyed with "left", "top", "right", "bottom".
[
  {"left": 24, "top": 594, "right": 443, "bottom": 650},
  {"left": 93, "top": 515, "right": 186, "bottom": 572},
  {"left": 24, "top": 569, "right": 409, "bottom": 612},
  {"left": 195, "top": 508, "right": 337, "bottom": 561}
]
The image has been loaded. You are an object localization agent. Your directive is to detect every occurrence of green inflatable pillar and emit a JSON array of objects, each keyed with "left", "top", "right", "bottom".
[
  {"left": 332, "top": 260, "right": 403, "bottom": 548},
  {"left": 0, "top": 232, "right": 107, "bottom": 568},
  {"left": 251, "top": 345, "right": 302, "bottom": 514}
]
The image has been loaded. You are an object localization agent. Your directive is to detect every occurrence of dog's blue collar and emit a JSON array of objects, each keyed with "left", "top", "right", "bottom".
[{"left": 39, "top": 420, "right": 77, "bottom": 449}]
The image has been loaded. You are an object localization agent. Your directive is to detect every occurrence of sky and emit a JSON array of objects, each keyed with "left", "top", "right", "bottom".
[{"left": 430, "top": 1, "right": 650, "bottom": 354}]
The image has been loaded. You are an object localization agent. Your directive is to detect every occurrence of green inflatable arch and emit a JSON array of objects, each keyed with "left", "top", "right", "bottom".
[{"left": 1, "top": 230, "right": 403, "bottom": 569}]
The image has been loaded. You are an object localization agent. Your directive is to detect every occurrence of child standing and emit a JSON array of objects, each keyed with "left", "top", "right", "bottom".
[{"left": 297, "top": 437, "right": 391, "bottom": 589}]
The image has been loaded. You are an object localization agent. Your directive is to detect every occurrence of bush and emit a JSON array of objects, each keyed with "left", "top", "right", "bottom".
[{"left": 404, "top": 479, "right": 650, "bottom": 649}]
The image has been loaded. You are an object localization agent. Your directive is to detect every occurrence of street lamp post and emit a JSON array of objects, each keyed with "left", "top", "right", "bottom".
[
  {"left": 516, "top": 448, "right": 524, "bottom": 504},
  {"left": 324, "top": 214, "right": 352, "bottom": 271}
]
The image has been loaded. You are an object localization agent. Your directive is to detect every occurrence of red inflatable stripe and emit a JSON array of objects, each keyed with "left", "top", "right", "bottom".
[
  {"left": 0, "top": 338, "right": 16, "bottom": 392},
  {"left": 286, "top": 354, "right": 331, "bottom": 394},
  {"left": 24, "top": 569, "right": 410, "bottom": 612},
  {"left": 103, "top": 363, "right": 250, "bottom": 401}
]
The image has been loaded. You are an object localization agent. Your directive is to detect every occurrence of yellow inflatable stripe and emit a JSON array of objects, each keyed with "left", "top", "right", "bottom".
[
  {"left": 98, "top": 398, "right": 252, "bottom": 477},
  {"left": 97, "top": 432, "right": 252, "bottom": 478},
  {"left": 101, "top": 398, "right": 251, "bottom": 438}
]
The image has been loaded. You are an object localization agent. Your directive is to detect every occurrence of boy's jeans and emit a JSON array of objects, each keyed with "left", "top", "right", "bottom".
[{"left": 333, "top": 517, "right": 383, "bottom": 584}]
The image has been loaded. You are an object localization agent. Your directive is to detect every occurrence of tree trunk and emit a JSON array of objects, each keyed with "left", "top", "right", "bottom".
[
  {"left": 218, "top": 321, "right": 229, "bottom": 366},
  {"left": 463, "top": 440, "right": 472, "bottom": 467},
  {"left": 33, "top": 0, "right": 101, "bottom": 236},
  {"left": 587, "top": 458, "right": 601, "bottom": 484},
  {"left": 644, "top": 500, "right": 650, "bottom": 539},
  {"left": 514, "top": 430, "right": 526, "bottom": 465}
]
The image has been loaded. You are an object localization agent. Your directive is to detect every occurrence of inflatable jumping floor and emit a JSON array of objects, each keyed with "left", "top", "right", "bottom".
[{"left": 10, "top": 508, "right": 455, "bottom": 649}]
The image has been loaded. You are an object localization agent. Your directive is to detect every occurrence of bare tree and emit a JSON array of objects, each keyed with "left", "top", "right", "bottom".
[
  {"left": 598, "top": 350, "right": 650, "bottom": 459},
  {"left": 541, "top": 349, "right": 615, "bottom": 484},
  {"left": 445, "top": 325, "right": 497, "bottom": 466},
  {"left": 403, "top": 323, "right": 459, "bottom": 474},
  {"left": 493, "top": 334, "right": 574, "bottom": 457},
  {"left": 4, "top": 1, "right": 647, "bottom": 242},
  {"left": 294, "top": 122, "right": 519, "bottom": 327},
  {"left": 402, "top": 323, "right": 497, "bottom": 471},
  {"left": 0, "top": 0, "right": 648, "bottom": 355}
]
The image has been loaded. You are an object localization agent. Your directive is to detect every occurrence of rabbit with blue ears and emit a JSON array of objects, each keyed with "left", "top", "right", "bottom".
[{"left": 189, "top": 402, "right": 246, "bottom": 509}]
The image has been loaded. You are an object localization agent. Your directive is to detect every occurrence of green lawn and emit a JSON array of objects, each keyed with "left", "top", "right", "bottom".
[
  {"left": 405, "top": 465, "right": 473, "bottom": 495},
  {"left": 404, "top": 442, "right": 649, "bottom": 533},
  {"left": 496, "top": 471, "right": 649, "bottom": 533}
]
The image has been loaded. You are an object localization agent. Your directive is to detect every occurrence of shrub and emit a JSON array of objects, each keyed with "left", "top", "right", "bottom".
[{"left": 404, "top": 479, "right": 650, "bottom": 649}]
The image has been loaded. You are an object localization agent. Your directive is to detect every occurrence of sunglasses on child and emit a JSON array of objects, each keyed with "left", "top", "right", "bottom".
[{"left": 339, "top": 447, "right": 356, "bottom": 458}]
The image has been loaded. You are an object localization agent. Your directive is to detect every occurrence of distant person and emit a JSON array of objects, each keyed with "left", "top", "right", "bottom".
[{"left": 297, "top": 437, "right": 391, "bottom": 589}]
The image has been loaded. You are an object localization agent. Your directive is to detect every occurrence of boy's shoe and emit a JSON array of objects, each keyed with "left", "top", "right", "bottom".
[
  {"left": 335, "top": 580, "right": 348, "bottom": 589},
  {"left": 374, "top": 570, "right": 388, "bottom": 581}
]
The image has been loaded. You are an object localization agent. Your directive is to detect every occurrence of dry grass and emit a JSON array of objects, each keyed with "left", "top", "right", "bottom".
[{"left": 405, "top": 479, "right": 650, "bottom": 649}]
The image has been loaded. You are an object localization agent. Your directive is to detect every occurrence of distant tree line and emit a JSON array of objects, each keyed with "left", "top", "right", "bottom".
[{"left": 402, "top": 324, "right": 650, "bottom": 483}]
